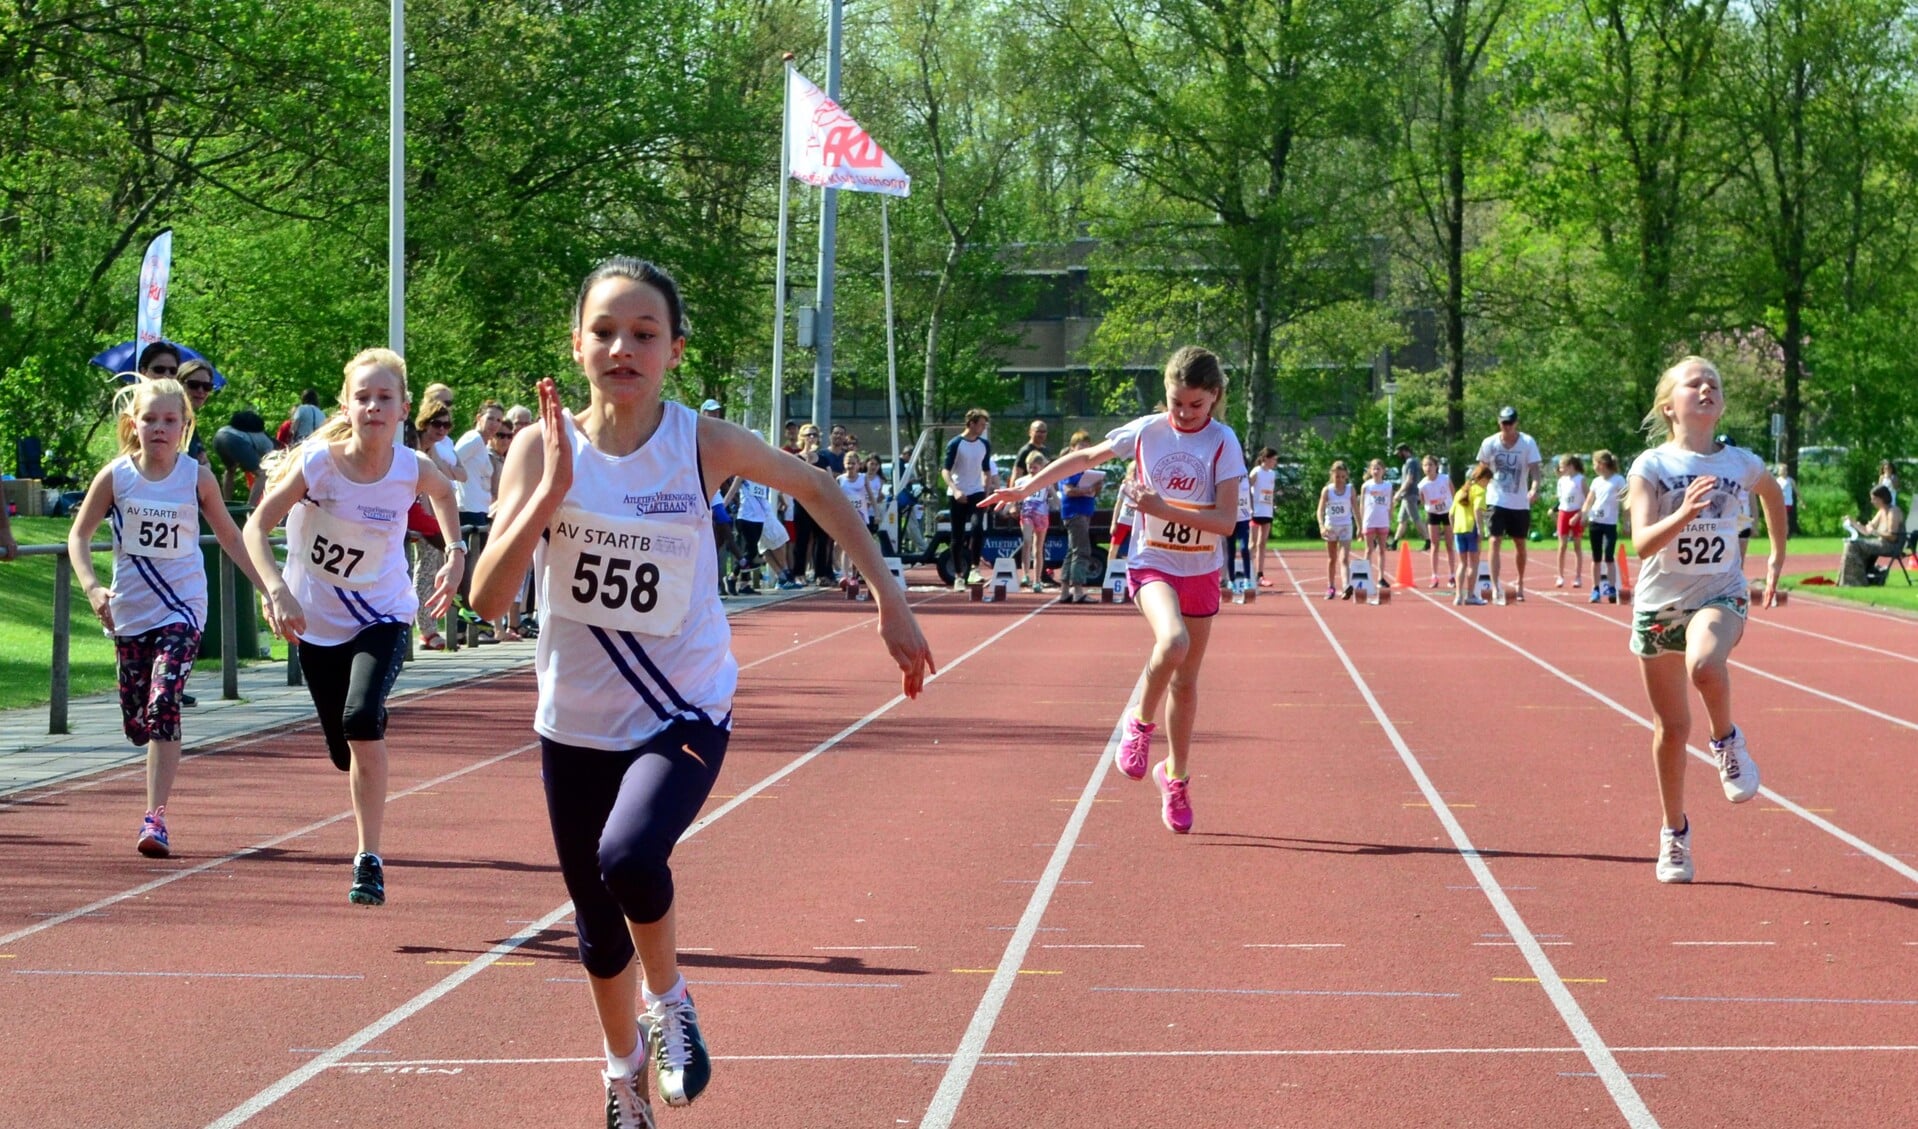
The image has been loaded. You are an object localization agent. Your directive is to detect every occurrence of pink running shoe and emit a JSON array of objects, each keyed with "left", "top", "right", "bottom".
[
  {"left": 137, "top": 807, "right": 170, "bottom": 858},
  {"left": 1152, "top": 761, "right": 1193, "bottom": 833},
  {"left": 1115, "top": 715, "right": 1154, "bottom": 780}
]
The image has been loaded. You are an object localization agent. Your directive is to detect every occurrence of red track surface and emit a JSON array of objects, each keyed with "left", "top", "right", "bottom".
[{"left": 3, "top": 561, "right": 1915, "bottom": 1128}]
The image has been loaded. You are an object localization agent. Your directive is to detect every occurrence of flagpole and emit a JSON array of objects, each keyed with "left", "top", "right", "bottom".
[
  {"left": 389, "top": 0, "right": 405, "bottom": 362},
  {"left": 880, "top": 196, "right": 902, "bottom": 540},
  {"left": 770, "top": 54, "right": 795, "bottom": 442}
]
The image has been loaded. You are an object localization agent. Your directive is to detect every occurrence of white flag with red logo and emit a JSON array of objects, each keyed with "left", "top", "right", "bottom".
[
  {"left": 135, "top": 229, "right": 173, "bottom": 357},
  {"left": 786, "top": 68, "right": 910, "bottom": 197}
]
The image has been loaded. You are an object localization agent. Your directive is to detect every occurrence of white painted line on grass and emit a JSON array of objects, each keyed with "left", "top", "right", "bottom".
[
  {"left": 204, "top": 599, "right": 1059, "bottom": 1129},
  {"left": 1280, "top": 556, "right": 1658, "bottom": 1129},
  {"left": 1422, "top": 587, "right": 1918, "bottom": 888},
  {"left": 0, "top": 743, "right": 535, "bottom": 949},
  {"left": 918, "top": 675, "right": 1141, "bottom": 1129}
]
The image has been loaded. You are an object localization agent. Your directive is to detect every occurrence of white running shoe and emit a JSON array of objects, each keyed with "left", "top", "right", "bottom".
[
  {"left": 641, "top": 989, "right": 711, "bottom": 1107},
  {"left": 1711, "top": 727, "right": 1760, "bottom": 803},
  {"left": 1656, "top": 821, "right": 1694, "bottom": 884},
  {"left": 604, "top": 1069, "right": 658, "bottom": 1129}
]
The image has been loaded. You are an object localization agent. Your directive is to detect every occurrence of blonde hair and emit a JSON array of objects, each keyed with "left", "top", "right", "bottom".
[
  {"left": 1594, "top": 449, "right": 1617, "bottom": 474},
  {"left": 266, "top": 348, "right": 410, "bottom": 489},
  {"left": 1327, "top": 459, "right": 1348, "bottom": 483},
  {"left": 114, "top": 377, "right": 194, "bottom": 456},
  {"left": 1641, "top": 355, "right": 1720, "bottom": 442}
]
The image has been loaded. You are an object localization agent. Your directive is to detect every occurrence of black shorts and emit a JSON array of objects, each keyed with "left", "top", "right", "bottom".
[
  {"left": 1488, "top": 506, "right": 1531, "bottom": 539},
  {"left": 1425, "top": 512, "right": 1451, "bottom": 528}
]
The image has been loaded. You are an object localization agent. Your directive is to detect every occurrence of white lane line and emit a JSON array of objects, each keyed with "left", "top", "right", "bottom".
[
  {"left": 1551, "top": 595, "right": 1918, "bottom": 734},
  {"left": 0, "top": 743, "right": 535, "bottom": 950},
  {"left": 312, "top": 1043, "right": 1918, "bottom": 1069},
  {"left": 813, "top": 945, "right": 920, "bottom": 951},
  {"left": 918, "top": 676, "right": 1140, "bottom": 1129},
  {"left": 14, "top": 969, "right": 362, "bottom": 980},
  {"left": 1672, "top": 941, "right": 1776, "bottom": 947},
  {"left": 1041, "top": 943, "right": 1140, "bottom": 949},
  {"left": 1279, "top": 556, "right": 1658, "bottom": 1129},
  {"left": 736, "top": 591, "right": 951, "bottom": 673},
  {"left": 1245, "top": 943, "right": 1344, "bottom": 949},
  {"left": 1417, "top": 587, "right": 1918, "bottom": 888},
  {"left": 204, "top": 599, "right": 1060, "bottom": 1129},
  {"left": 1747, "top": 616, "right": 1918, "bottom": 665}
]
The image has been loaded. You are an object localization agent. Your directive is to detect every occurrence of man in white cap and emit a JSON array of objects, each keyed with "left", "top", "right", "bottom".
[
  {"left": 1475, "top": 405, "right": 1542, "bottom": 603},
  {"left": 700, "top": 398, "right": 723, "bottom": 418}
]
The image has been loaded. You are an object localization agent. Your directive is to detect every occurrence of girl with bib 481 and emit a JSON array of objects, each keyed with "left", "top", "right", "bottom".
[
  {"left": 1627, "top": 356, "right": 1787, "bottom": 884},
  {"left": 470, "top": 257, "right": 934, "bottom": 1129},
  {"left": 984, "top": 346, "right": 1245, "bottom": 836},
  {"left": 244, "top": 349, "right": 466, "bottom": 907},
  {"left": 67, "top": 377, "right": 269, "bottom": 858}
]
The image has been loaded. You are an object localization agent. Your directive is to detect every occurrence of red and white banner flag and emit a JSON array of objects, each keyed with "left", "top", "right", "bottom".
[
  {"left": 786, "top": 68, "right": 910, "bottom": 197},
  {"left": 135, "top": 229, "right": 173, "bottom": 358}
]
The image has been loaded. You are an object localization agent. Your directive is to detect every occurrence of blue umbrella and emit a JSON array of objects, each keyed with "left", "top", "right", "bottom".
[{"left": 88, "top": 340, "right": 227, "bottom": 389}]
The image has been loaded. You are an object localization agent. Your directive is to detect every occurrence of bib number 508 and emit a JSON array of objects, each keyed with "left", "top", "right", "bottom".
[{"left": 572, "top": 552, "right": 660, "bottom": 612}]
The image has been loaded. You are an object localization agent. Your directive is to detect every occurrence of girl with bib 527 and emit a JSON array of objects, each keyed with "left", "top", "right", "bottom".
[{"left": 471, "top": 257, "right": 934, "bottom": 1128}]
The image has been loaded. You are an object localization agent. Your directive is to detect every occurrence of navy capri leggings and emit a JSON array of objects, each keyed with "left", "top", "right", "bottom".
[
  {"left": 298, "top": 622, "right": 408, "bottom": 772},
  {"left": 541, "top": 718, "right": 729, "bottom": 980}
]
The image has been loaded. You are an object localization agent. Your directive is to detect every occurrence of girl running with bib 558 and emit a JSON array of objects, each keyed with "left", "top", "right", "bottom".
[
  {"left": 471, "top": 257, "right": 934, "bottom": 1128},
  {"left": 1627, "top": 355, "right": 1787, "bottom": 883},
  {"left": 67, "top": 377, "right": 270, "bottom": 857},
  {"left": 245, "top": 349, "right": 466, "bottom": 906},
  {"left": 985, "top": 346, "right": 1245, "bottom": 834}
]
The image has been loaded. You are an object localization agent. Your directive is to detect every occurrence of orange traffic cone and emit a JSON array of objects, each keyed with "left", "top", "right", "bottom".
[
  {"left": 1395, "top": 540, "right": 1417, "bottom": 590},
  {"left": 1615, "top": 543, "right": 1633, "bottom": 597}
]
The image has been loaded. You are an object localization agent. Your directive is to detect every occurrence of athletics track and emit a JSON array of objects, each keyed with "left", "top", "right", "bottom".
[{"left": 3, "top": 549, "right": 1914, "bottom": 1128}]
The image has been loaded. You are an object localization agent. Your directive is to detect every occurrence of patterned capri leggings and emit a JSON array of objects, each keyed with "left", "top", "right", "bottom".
[{"left": 116, "top": 623, "right": 202, "bottom": 745}]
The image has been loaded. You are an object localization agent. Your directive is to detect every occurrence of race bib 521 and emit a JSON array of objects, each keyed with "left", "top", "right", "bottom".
[
  {"left": 544, "top": 505, "right": 698, "bottom": 636},
  {"left": 121, "top": 499, "right": 195, "bottom": 560}
]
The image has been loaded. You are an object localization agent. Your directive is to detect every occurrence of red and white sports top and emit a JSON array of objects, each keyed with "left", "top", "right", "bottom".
[{"left": 1104, "top": 413, "right": 1246, "bottom": 578}]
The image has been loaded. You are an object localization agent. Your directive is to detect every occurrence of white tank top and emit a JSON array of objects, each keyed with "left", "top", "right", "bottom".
[
  {"left": 534, "top": 404, "right": 736, "bottom": 751},
  {"left": 1361, "top": 480, "right": 1392, "bottom": 529},
  {"left": 1104, "top": 413, "right": 1247, "bottom": 578},
  {"left": 284, "top": 441, "right": 423, "bottom": 646},
  {"left": 1249, "top": 466, "right": 1277, "bottom": 519},
  {"left": 1323, "top": 484, "right": 1354, "bottom": 532},
  {"left": 107, "top": 453, "right": 205, "bottom": 637}
]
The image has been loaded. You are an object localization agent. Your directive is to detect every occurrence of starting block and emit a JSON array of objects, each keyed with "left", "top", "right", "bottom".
[
  {"left": 1102, "top": 554, "right": 1130, "bottom": 603},
  {"left": 1350, "top": 560, "right": 1375, "bottom": 601},
  {"left": 984, "top": 556, "right": 1017, "bottom": 602},
  {"left": 1231, "top": 564, "right": 1254, "bottom": 605},
  {"left": 844, "top": 574, "right": 865, "bottom": 600},
  {"left": 1475, "top": 560, "right": 1495, "bottom": 602}
]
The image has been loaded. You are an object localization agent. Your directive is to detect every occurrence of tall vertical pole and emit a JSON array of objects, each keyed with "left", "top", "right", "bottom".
[
  {"left": 771, "top": 56, "right": 795, "bottom": 441},
  {"left": 881, "top": 197, "right": 902, "bottom": 534},
  {"left": 388, "top": 0, "right": 406, "bottom": 364},
  {"left": 811, "top": 0, "right": 844, "bottom": 434}
]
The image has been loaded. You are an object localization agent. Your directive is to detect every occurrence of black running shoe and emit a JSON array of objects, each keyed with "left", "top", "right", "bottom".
[
  {"left": 604, "top": 1069, "right": 657, "bottom": 1129},
  {"left": 349, "top": 852, "right": 385, "bottom": 906},
  {"left": 181, "top": 693, "right": 198, "bottom": 708},
  {"left": 642, "top": 990, "right": 711, "bottom": 1106}
]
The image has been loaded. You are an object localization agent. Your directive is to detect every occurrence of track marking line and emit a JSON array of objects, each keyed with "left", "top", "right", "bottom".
[
  {"left": 1093, "top": 985, "right": 1459, "bottom": 999},
  {"left": 1662, "top": 995, "right": 1918, "bottom": 1006},
  {"left": 813, "top": 945, "right": 919, "bottom": 951},
  {"left": 315, "top": 1043, "right": 1918, "bottom": 1069},
  {"left": 1496, "top": 977, "right": 1607, "bottom": 984},
  {"left": 544, "top": 975, "right": 905, "bottom": 989},
  {"left": 0, "top": 744, "right": 535, "bottom": 950},
  {"left": 1550, "top": 596, "right": 1918, "bottom": 735},
  {"left": 1672, "top": 941, "right": 1775, "bottom": 946},
  {"left": 1245, "top": 943, "right": 1344, "bottom": 949},
  {"left": 1042, "top": 943, "right": 1139, "bottom": 949},
  {"left": 736, "top": 591, "right": 951, "bottom": 673},
  {"left": 1280, "top": 556, "right": 1659, "bottom": 1128},
  {"left": 1413, "top": 585, "right": 1918, "bottom": 888},
  {"left": 13, "top": 969, "right": 363, "bottom": 980},
  {"left": 951, "top": 969, "right": 1062, "bottom": 975},
  {"left": 203, "top": 599, "right": 1060, "bottom": 1129},
  {"left": 918, "top": 675, "right": 1141, "bottom": 1129},
  {"left": 1478, "top": 942, "right": 1573, "bottom": 947},
  {"left": 1747, "top": 615, "right": 1918, "bottom": 664}
]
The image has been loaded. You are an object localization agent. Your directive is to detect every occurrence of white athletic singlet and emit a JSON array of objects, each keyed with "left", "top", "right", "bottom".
[
  {"left": 839, "top": 472, "right": 871, "bottom": 522},
  {"left": 535, "top": 404, "right": 735, "bottom": 751},
  {"left": 106, "top": 453, "right": 205, "bottom": 637},
  {"left": 1322, "top": 483, "right": 1354, "bottom": 538},
  {"left": 1360, "top": 480, "right": 1392, "bottom": 531},
  {"left": 1248, "top": 466, "right": 1277, "bottom": 520},
  {"left": 1105, "top": 413, "right": 1247, "bottom": 578},
  {"left": 284, "top": 441, "right": 423, "bottom": 646}
]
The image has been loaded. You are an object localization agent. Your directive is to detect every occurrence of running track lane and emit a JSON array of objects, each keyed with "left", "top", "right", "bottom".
[
  {"left": 1285, "top": 554, "right": 1918, "bottom": 1127},
  {"left": 0, "top": 589, "right": 1013, "bottom": 1127}
]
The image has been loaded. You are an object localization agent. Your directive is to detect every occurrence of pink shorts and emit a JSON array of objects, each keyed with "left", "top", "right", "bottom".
[
  {"left": 1556, "top": 511, "right": 1584, "bottom": 538},
  {"left": 1128, "top": 567, "right": 1222, "bottom": 619}
]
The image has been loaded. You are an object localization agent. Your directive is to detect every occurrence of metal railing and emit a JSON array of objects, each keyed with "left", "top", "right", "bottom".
[{"left": 19, "top": 536, "right": 285, "bottom": 735}]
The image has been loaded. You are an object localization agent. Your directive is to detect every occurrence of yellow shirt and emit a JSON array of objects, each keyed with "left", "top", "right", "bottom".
[{"left": 1451, "top": 483, "right": 1486, "bottom": 532}]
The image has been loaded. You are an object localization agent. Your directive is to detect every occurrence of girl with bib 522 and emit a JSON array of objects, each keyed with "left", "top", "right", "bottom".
[{"left": 471, "top": 257, "right": 934, "bottom": 1128}]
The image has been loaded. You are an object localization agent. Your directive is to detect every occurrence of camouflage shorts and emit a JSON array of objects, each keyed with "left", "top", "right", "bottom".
[{"left": 1629, "top": 595, "right": 1748, "bottom": 658}]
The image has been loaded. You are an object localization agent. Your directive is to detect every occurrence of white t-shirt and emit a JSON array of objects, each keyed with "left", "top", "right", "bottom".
[
  {"left": 290, "top": 403, "right": 327, "bottom": 443},
  {"left": 1104, "top": 413, "right": 1247, "bottom": 577},
  {"left": 1556, "top": 473, "right": 1586, "bottom": 512},
  {"left": 1587, "top": 473, "right": 1627, "bottom": 524},
  {"left": 453, "top": 429, "right": 495, "bottom": 514},
  {"left": 1628, "top": 443, "right": 1767, "bottom": 612},
  {"left": 944, "top": 434, "right": 992, "bottom": 496},
  {"left": 1248, "top": 466, "right": 1277, "bottom": 519},
  {"left": 1476, "top": 432, "right": 1543, "bottom": 510},
  {"left": 1775, "top": 474, "right": 1795, "bottom": 506},
  {"left": 1419, "top": 474, "right": 1454, "bottom": 515},
  {"left": 1360, "top": 480, "right": 1392, "bottom": 531}
]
